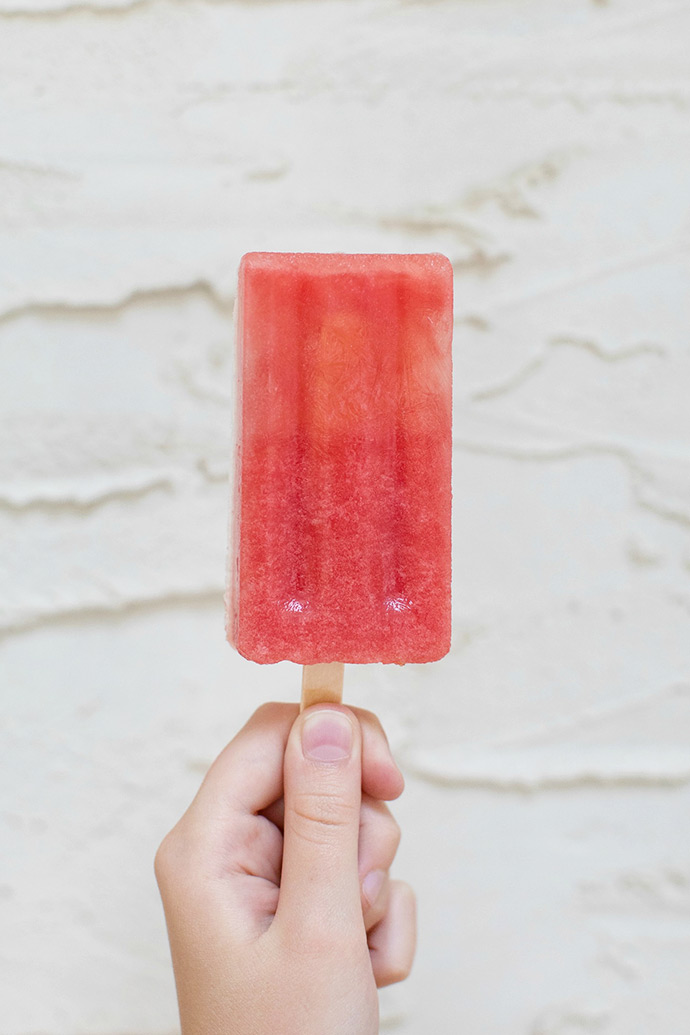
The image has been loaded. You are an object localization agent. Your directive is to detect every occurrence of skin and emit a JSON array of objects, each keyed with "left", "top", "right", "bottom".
[{"left": 155, "top": 702, "right": 416, "bottom": 1035}]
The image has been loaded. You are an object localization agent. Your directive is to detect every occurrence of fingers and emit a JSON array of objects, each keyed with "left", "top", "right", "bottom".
[
  {"left": 368, "top": 880, "right": 417, "bottom": 988},
  {"left": 156, "top": 703, "right": 296, "bottom": 882},
  {"left": 197, "top": 702, "right": 298, "bottom": 818},
  {"left": 156, "top": 699, "right": 411, "bottom": 966},
  {"left": 358, "top": 795, "right": 401, "bottom": 930},
  {"left": 275, "top": 705, "right": 364, "bottom": 939},
  {"left": 256, "top": 709, "right": 404, "bottom": 936},
  {"left": 356, "top": 708, "right": 404, "bottom": 802},
  {"left": 178, "top": 702, "right": 297, "bottom": 844},
  {"left": 361, "top": 869, "right": 391, "bottom": 933},
  {"left": 262, "top": 789, "right": 402, "bottom": 933}
]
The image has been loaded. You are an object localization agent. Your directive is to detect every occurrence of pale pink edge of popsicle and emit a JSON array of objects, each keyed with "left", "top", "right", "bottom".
[{"left": 224, "top": 261, "right": 244, "bottom": 655}]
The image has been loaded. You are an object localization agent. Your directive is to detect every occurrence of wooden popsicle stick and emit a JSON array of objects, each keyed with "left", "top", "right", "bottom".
[{"left": 301, "top": 663, "right": 345, "bottom": 710}]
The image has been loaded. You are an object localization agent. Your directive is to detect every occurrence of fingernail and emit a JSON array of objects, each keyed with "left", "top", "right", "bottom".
[
  {"left": 302, "top": 710, "right": 353, "bottom": 762},
  {"left": 362, "top": 869, "right": 386, "bottom": 907}
]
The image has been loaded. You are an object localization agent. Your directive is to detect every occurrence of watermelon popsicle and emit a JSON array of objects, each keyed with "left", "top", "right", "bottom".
[{"left": 226, "top": 252, "right": 453, "bottom": 707}]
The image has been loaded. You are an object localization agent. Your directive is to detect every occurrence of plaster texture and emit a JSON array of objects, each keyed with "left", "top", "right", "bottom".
[{"left": 1, "top": 1, "right": 689, "bottom": 1033}]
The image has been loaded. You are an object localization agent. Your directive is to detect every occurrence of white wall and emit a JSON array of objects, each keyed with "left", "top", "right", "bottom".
[{"left": 2, "top": 2, "right": 690, "bottom": 1033}]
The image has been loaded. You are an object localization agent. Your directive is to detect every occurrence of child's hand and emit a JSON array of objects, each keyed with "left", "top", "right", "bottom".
[{"left": 155, "top": 702, "right": 415, "bottom": 1035}]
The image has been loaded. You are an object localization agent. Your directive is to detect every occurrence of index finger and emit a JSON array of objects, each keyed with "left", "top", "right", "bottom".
[{"left": 188, "top": 701, "right": 298, "bottom": 824}]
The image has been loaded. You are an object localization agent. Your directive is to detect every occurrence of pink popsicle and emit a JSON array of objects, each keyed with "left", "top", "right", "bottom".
[{"left": 226, "top": 252, "right": 453, "bottom": 671}]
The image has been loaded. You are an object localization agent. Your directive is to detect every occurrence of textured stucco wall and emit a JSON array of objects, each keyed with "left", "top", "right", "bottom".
[{"left": 2, "top": 2, "right": 690, "bottom": 1033}]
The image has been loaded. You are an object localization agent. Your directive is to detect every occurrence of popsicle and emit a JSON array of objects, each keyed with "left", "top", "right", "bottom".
[{"left": 226, "top": 252, "right": 453, "bottom": 704}]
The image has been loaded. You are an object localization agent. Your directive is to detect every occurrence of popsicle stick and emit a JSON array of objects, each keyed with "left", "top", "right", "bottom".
[{"left": 301, "top": 663, "right": 344, "bottom": 710}]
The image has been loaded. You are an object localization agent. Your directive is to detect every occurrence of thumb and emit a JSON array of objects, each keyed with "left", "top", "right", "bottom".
[{"left": 276, "top": 705, "right": 363, "bottom": 939}]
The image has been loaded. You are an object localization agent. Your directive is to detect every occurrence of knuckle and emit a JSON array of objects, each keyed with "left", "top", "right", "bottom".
[
  {"left": 153, "top": 830, "right": 178, "bottom": 886},
  {"left": 253, "top": 700, "right": 289, "bottom": 723},
  {"left": 153, "top": 821, "right": 201, "bottom": 888},
  {"left": 353, "top": 706, "right": 377, "bottom": 725},
  {"left": 385, "top": 813, "right": 402, "bottom": 851},
  {"left": 371, "top": 807, "right": 401, "bottom": 858},
  {"left": 357, "top": 707, "right": 386, "bottom": 739},
  {"left": 395, "top": 879, "right": 416, "bottom": 912},
  {"left": 253, "top": 701, "right": 275, "bottom": 720},
  {"left": 290, "top": 790, "right": 357, "bottom": 841},
  {"left": 386, "top": 958, "right": 412, "bottom": 985}
]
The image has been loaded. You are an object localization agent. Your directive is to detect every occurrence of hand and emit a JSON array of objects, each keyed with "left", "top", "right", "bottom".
[{"left": 155, "top": 702, "right": 416, "bottom": 1035}]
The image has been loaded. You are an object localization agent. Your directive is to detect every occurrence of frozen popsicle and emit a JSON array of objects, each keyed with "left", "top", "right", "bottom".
[{"left": 226, "top": 252, "right": 453, "bottom": 695}]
